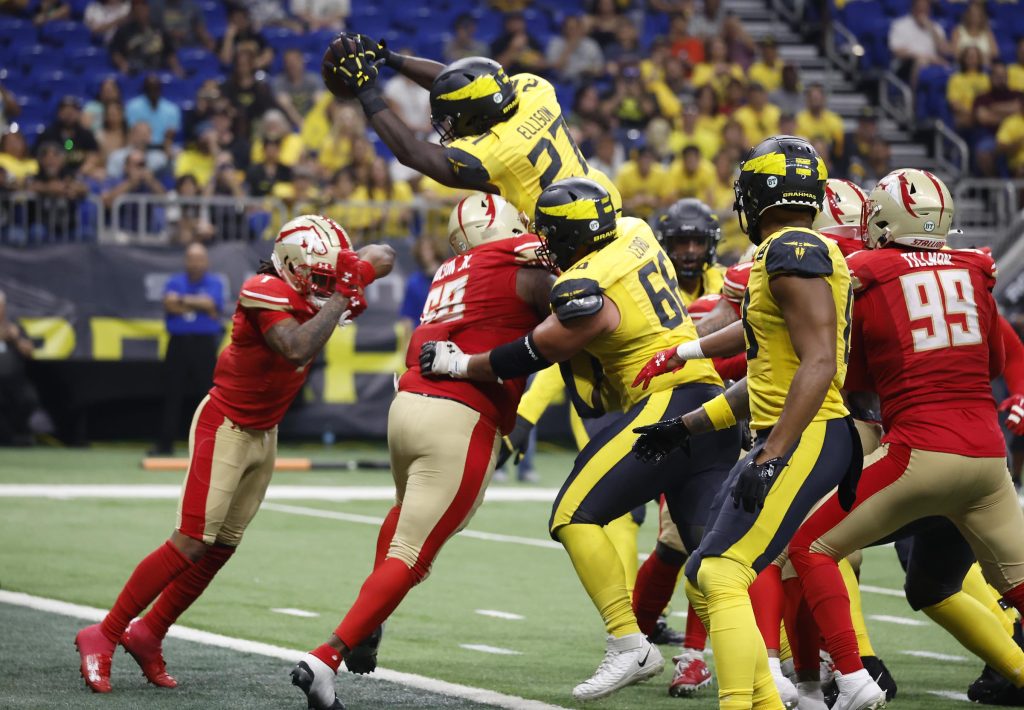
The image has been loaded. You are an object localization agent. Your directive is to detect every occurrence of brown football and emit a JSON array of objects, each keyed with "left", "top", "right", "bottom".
[{"left": 321, "top": 37, "right": 353, "bottom": 99}]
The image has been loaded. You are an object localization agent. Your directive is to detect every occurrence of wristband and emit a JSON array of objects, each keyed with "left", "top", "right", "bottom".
[
  {"left": 676, "top": 339, "right": 705, "bottom": 361},
  {"left": 385, "top": 52, "right": 407, "bottom": 70},
  {"left": 702, "top": 393, "right": 737, "bottom": 431},
  {"left": 357, "top": 86, "right": 387, "bottom": 117},
  {"left": 356, "top": 259, "right": 376, "bottom": 286}
]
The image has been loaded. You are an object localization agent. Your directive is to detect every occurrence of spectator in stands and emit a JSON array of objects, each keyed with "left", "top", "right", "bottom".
[
  {"left": 720, "top": 118, "right": 749, "bottom": 162},
  {"left": 99, "top": 147, "right": 167, "bottom": 236},
  {"left": 233, "top": 0, "right": 301, "bottom": 32},
  {"left": 1011, "top": 38, "right": 1024, "bottom": 93},
  {"left": 107, "top": 121, "right": 170, "bottom": 180},
  {"left": 383, "top": 51, "right": 433, "bottom": 136},
  {"left": 778, "top": 111, "right": 797, "bottom": 136},
  {"left": 973, "top": 61, "right": 1024, "bottom": 176},
  {"left": 797, "top": 83, "right": 845, "bottom": 160},
  {"left": 850, "top": 137, "right": 892, "bottom": 190},
  {"left": 606, "top": 64, "right": 661, "bottom": 133},
  {"left": 589, "top": 131, "right": 625, "bottom": 176},
  {"left": 733, "top": 82, "right": 780, "bottom": 147},
  {"left": 36, "top": 96, "right": 102, "bottom": 179},
  {"left": 314, "top": 101, "right": 365, "bottom": 175},
  {"left": 360, "top": 156, "right": 414, "bottom": 238},
  {"left": 183, "top": 79, "right": 221, "bottom": 142},
  {"left": 399, "top": 235, "right": 442, "bottom": 328},
  {"left": 769, "top": 63, "right": 802, "bottom": 115},
  {"left": 666, "top": 12, "right": 703, "bottom": 64},
  {"left": 84, "top": 0, "right": 130, "bottom": 45},
  {"left": 694, "top": 84, "right": 725, "bottom": 136},
  {"left": 692, "top": 36, "right": 745, "bottom": 100},
  {"left": 567, "top": 84, "right": 605, "bottom": 129},
  {"left": 671, "top": 103, "right": 721, "bottom": 159},
  {"left": 888, "top": 0, "right": 950, "bottom": 86},
  {"left": 721, "top": 76, "right": 747, "bottom": 115},
  {"left": 616, "top": 144, "right": 668, "bottom": 218},
  {"left": 273, "top": 48, "right": 321, "bottom": 128},
  {"left": 217, "top": 5, "right": 272, "bottom": 70},
  {"left": 96, "top": 101, "right": 129, "bottom": 163},
  {"left": 203, "top": 151, "right": 249, "bottom": 239},
  {"left": 605, "top": 19, "right": 641, "bottom": 67},
  {"left": 585, "top": 0, "right": 624, "bottom": 47},
  {"left": 491, "top": 12, "right": 547, "bottom": 75},
  {"left": 0, "top": 131, "right": 38, "bottom": 188},
  {"left": 150, "top": 0, "right": 214, "bottom": 51},
  {"left": 709, "top": 149, "right": 743, "bottom": 258},
  {"left": 948, "top": 46, "right": 990, "bottom": 130},
  {"left": 110, "top": 0, "right": 184, "bottom": 77},
  {"left": 82, "top": 77, "right": 123, "bottom": 134},
  {"left": 951, "top": 1, "right": 997, "bottom": 69},
  {"left": 175, "top": 125, "right": 217, "bottom": 186},
  {"left": 220, "top": 47, "right": 277, "bottom": 139},
  {"left": 690, "top": 0, "right": 725, "bottom": 39},
  {"left": 839, "top": 107, "right": 878, "bottom": 179},
  {"left": 749, "top": 37, "right": 782, "bottom": 92},
  {"left": 722, "top": 12, "right": 756, "bottom": 68},
  {"left": 166, "top": 174, "right": 215, "bottom": 243},
  {"left": 126, "top": 74, "right": 182, "bottom": 150},
  {"left": 290, "top": 0, "right": 349, "bottom": 32},
  {"left": 207, "top": 100, "right": 249, "bottom": 170},
  {"left": 250, "top": 108, "right": 301, "bottom": 167},
  {"left": 444, "top": 14, "right": 488, "bottom": 63},
  {"left": 26, "top": 142, "right": 89, "bottom": 239},
  {"left": 245, "top": 136, "right": 292, "bottom": 197},
  {"left": 668, "top": 144, "right": 715, "bottom": 200},
  {"left": 997, "top": 110, "right": 1024, "bottom": 177},
  {"left": 547, "top": 15, "right": 604, "bottom": 85},
  {"left": 323, "top": 166, "right": 367, "bottom": 233},
  {"left": 32, "top": 0, "right": 69, "bottom": 26},
  {"left": 0, "top": 289, "right": 41, "bottom": 446},
  {"left": 151, "top": 242, "right": 224, "bottom": 455},
  {"left": 0, "top": 82, "right": 20, "bottom": 134}
]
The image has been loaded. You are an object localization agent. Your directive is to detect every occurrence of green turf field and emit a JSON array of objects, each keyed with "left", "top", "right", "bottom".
[{"left": 0, "top": 444, "right": 986, "bottom": 708}]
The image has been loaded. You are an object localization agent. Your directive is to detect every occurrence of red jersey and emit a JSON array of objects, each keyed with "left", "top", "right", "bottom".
[
  {"left": 399, "top": 235, "right": 546, "bottom": 434},
  {"left": 722, "top": 261, "right": 753, "bottom": 317},
  {"left": 688, "top": 293, "right": 746, "bottom": 381},
  {"left": 844, "top": 247, "right": 1004, "bottom": 456},
  {"left": 209, "top": 274, "right": 317, "bottom": 430},
  {"left": 818, "top": 224, "right": 866, "bottom": 258}
]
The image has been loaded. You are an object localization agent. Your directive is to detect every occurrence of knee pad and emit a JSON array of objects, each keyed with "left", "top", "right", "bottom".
[{"left": 905, "top": 569, "right": 962, "bottom": 611}]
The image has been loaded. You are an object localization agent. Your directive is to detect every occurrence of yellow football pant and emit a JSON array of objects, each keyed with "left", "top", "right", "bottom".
[
  {"left": 963, "top": 562, "right": 1017, "bottom": 636},
  {"left": 606, "top": 514, "right": 641, "bottom": 595},
  {"left": 924, "top": 591, "right": 1024, "bottom": 686},
  {"left": 559, "top": 524, "right": 640, "bottom": 638}
]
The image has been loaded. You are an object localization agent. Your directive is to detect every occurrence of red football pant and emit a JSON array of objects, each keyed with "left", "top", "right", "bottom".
[{"left": 750, "top": 564, "right": 784, "bottom": 653}]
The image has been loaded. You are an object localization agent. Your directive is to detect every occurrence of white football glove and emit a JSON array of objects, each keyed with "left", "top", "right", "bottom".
[{"left": 419, "top": 340, "right": 470, "bottom": 378}]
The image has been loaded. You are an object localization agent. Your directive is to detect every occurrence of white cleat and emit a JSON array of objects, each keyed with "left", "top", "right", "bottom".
[
  {"left": 797, "top": 680, "right": 829, "bottom": 710},
  {"left": 290, "top": 653, "right": 344, "bottom": 710},
  {"left": 770, "top": 662, "right": 799, "bottom": 709},
  {"left": 572, "top": 633, "right": 664, "bottom": 701},
  {"left": 832, "top": 669, "right": 886, "bottom": 710}
]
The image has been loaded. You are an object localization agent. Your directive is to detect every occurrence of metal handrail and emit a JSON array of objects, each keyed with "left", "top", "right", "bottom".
[
  {"left": 825, "top": 20, "right": 861, "bottom": 75},
  {"left": 933, "top": 120, "right": 970, "bottom": 178},
  {"left": 950, "top": 178, "right": 1024, "bottom": 254},
  {"left": 879, "top": 70, "right": 914, "bottom": 128},
  {"left": 0, "top": 191, "right": 104, "bottom": 245}
]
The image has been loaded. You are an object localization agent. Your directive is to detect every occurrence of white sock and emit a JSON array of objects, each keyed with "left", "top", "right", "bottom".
[{"left": 768, "top": 657, "right": 783, "bottom": 677}]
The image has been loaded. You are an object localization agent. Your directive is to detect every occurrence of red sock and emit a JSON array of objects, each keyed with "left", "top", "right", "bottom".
[
  {"left": 374, "top": 506, "right": 401, "bottom": 570},
  {"left": 782, "top": 577, "right": 825, "bottom": 675},
  {"left": 750, "top": 565, "right": 784, "bottom": 652},
  {"left": 311, "top": 643, "right": 343, "bottom": 673},
  {"left": 142, "top": 543, "right": 235, "bottom": 638},
  {"left": 788, "top": 546, "right": 862, "bottom": 675},
  {"left": 335, "top": 557, "right": 417, "bottom": 650},
  {"left": 683, "top": 603, "right": 708, "bottom": 651},
  {"left": 632, "top": 548, "right": 682, "bottom": 636},
  {"left": 100, "top": 540, "right": 191, "bottom": 644}
]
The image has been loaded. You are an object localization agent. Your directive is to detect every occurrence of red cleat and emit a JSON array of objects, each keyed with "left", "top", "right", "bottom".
[
  {"left": 669, "top": 651, "right": 712, "bottom": 697},
  {"left": 122, "top": 619, "right": 177, "bottom": 688},
  {"left": 75, "top": 624, "right": 114, "bottom": 693}
]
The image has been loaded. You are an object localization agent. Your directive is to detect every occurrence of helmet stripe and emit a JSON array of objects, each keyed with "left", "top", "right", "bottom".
[
  {"left": 921, "top": 170, "right": 946, "bottom": 224},
  {"left": 437, "top": 74, "right": 501, "bottom": 101}
]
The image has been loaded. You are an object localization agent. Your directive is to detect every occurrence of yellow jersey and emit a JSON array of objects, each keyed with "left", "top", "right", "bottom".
[
  {"left": 947, "top": 71, "right": 991, "bottom": 112},
  {"left": 444, "top": 73, "right": 621, "bottom": 216},
  {"left": 743, "top": 227, "right": 851, "bottom": 430},
  {"left": 997, "top": 114, "right": 1024, "bottom": 171},
  {"left": 553, "top": 217, "right": 722, "bottom": 414},
  {"left": 748, "top": 60, "right": 783, "bottom": 92},
  {"left": 668, "top": 127, "right": 721, "bottom": 160},
  {"left": 667, "top": 158, "right": 716, "bottom": 200},
  {"left": 615, "top": 160, "right": 671, "bottom": 218},
  {"left": 795, "top": 109, "right": 845, "bottom": 155},
  {"left": 1010, "top": 63, "right": 1024, "bottom": 93},
  {"left": 680, "top": 264, "right": 727, "bottom": 305},
  {"left": 732, "top": 104, "right": 782, "bottom": 146}
]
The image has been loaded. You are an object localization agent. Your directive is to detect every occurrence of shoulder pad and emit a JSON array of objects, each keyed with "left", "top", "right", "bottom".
[
  {"left": 238, "top": 274, "right": 299, "bottom": 312},
  {"left": 765, "top": 231, "right": 834, "bottom": 278},
  {"left": 445, "top": 145, "right": 492, "bottom": 190},
  {"left": 550, "top": 278, "right": 604, "bottom": 322}
]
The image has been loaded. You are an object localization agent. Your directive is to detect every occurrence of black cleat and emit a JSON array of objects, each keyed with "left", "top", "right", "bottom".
[
  {"left": 291, "top": 658, "right": 345, "bottom": 710},
  {"left": 968, "top": 664, "right": 1024, "bottom": 706},
  {"left": 345, "top": 624, "right": 384, "bottom": 675},
  {"left": 647, "top": 616, "right": 685, "bottom": 647},
  {"left": 863, "top": 656, "right": 897, "bottom": 701}
]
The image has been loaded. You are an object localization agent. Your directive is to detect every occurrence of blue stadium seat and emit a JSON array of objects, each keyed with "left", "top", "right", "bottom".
[
  {"left": 39, "top": 70, "right": 84, "bottom": 102},
  {"left": 179, "top": 47, "right": 216, "bottom": 76},
  {"left": 39, "top": 20, "right": 89, "bottom": 49},
  {"left": 264, "top": 27, "right": 306, "bottom": 52},
  {"left": 67, "top": 46, "right": 113, "bottom": 75},
  {"left": 0, "top": 18, "right": 34, "bottom": 47},
  {"left": 881, "top": 0, "right": 911, "bottom": 16},
  {"left": 19, "top": 45, "right": 64, "bottom": 76}
]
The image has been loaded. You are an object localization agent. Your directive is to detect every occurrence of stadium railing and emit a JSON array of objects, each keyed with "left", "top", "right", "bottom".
[
  {"left": 932, "top": 119, "right": 969, "bottom": 179},
  {"left": 0, "top": 191, "right": 102, "bottom": 245},
  {"left": 950, "top": 178, "right": 1024, "bottom": 253}
]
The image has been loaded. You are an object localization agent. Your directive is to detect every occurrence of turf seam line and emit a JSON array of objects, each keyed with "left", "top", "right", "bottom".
[
  {"left": 867, "top": 614, "right": 927, "bottom": 626},
  {"left": 899, "top": 650, "right": 969, "bottom": 662},
  {"left": 0, "top": 590, "right": 569, "bottom": 710}
]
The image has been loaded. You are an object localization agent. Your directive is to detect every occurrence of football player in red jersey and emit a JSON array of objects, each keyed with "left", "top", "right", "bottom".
[
  {"left": 291, "top": 193, "right": 555, "bottom": 710},
  {"left": 73, "top": 216, "right": 394, "bottom": 694},
  {"left": 787, "top": 169, "right": 1024, "bottom": 706},
  {"left": 814, "top": 178, "right": 868, "bottom": 257}
]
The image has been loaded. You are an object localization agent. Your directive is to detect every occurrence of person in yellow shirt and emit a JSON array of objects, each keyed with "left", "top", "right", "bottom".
[
  {"left": 670, "top": 103, "right": 722, "bottom": 159},
  {"left": 0, "top": 131, "right": 38, "bottom": 187},
  {"left": 1010, "top": 37, "right": 1024, "bottom": 92},
  {"left": 617, "top": 145, "right": 671, "bottom": 218},
  {"left": 948, "top": 46, "right": 991, "bottom": 128},
  {"left": 174, "top": 127, "right": 217, "bottom": 187},
  {"left": 250, "top": 109, "right": 304, "bottom": 167},
  {"left": 352, "top": 156, "right": 415, "bottom": 237},
  {"left": 749, "top": 37, "right": 783, "bottom": 92},
  {"left": 796, "top": 83, "right": 845, "bottom": 160},
  {"left": 690, "top": 36, "right": 746, "bottom": 101},
  {"left": 668, "top": 145, "right": 716, "bottom": 201},
  {"left": 732, "top": 83, "right": 781, "bottom": 146},
  {"left": 707, "top": 150, "right": 745, "bottom": 260},
  {"left": 694, "top": 85, "right": 726, "bottom": 138},
  {"left": 997, "top": 111, "right": 1024, "bottom": 176}
]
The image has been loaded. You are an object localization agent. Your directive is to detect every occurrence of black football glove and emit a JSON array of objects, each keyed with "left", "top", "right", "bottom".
[
  {"left": 632, "top": 416, "right": 691, "bottom": 464},
  {"left": 326, "top": 34, "right": 380, "bottom": 97},
  {"left": 732, "top": 455, "right": 785, "bottom": 513},
  {"left": 496, "top": 415, "right": 534, "bottom": 470}
]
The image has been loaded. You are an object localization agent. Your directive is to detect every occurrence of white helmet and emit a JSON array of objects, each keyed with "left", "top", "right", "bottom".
[
  {"left": 814, "top": 178, "right": 867, "bottom": 230},
  {"left": 447, "top": 192, "right": 528, "bottom": 255},
  {"left": 271, "top": 214, "right": 353, "bottom": 310},
  {"left": 861, "top": 169, "right": 954, "bottom": 250}
]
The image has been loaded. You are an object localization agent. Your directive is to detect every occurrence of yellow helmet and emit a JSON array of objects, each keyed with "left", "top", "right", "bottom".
[
  {"left": 447, "top": 192, "right": 528, "bottom": 255},
  {"left": 271, "top": 214, "right": 353, "bottom": 310},
  {"left": 861, "top": 169, "right": 953, "bottom": 250},
  {"left": 814, "top": 178, "right": 867, "bottom": 230}
]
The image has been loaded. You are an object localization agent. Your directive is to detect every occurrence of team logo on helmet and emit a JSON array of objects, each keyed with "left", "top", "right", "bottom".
[
  {"left": 589, "top": 220, "right": 600, "bottom": 231},
  {"left": 767, "top": 176, "right": 778, "bottom": 188},
  {"left": 924, "top": 220, "right": 935, "bottom": 232}
]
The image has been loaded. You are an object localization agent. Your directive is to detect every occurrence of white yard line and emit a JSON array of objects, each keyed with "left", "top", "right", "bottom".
[
  {"left": 459, "top": 644, "right": 523, "bottom": 656},
  {"left": 0, "top": 590, "right": 567, "bottom": 710},
  {"left": 270, "top": 608, "right": 320, "bottom": 618},
  {"left": 860, "top": 584, "right": 905, "bottom": 598},
  {"left": 475, "top": 609, "right": 525, "bottom": 621},
  {"left": 928, "top": 690, "right": 971, "bottom": 702},
  {"left": 868, "top": 614, "right": 927, "bottom": 627},
  {"left": 900, "top": 650, "right": 968, "bottom": 662}
]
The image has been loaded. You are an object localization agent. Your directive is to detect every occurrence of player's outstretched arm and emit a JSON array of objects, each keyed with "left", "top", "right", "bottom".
[
  {"left": 632, "top": 320, "right": 746, "bottom": 390},
  {"left": 264, "top": 293, "right": 353, "bottom": 367},
  {"left": 383, "top": 50, "right": 445, "bottom": 90},
  {"left": 757, "top": 275, "right": 837, "bottom": 462},
  {"left": 696, "top": 297, "right": 741, "bottom": 337}
]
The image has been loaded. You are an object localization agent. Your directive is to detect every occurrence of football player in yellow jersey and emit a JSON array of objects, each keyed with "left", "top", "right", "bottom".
[
  {"left": 322, "top": 34, "right": 620, "bottom": 215},
  {"left": 420, "top": 177, "right": 739, "bottom": 702},
  {"left": 631, "top": 136, "right": 886, "bottom": 710}
]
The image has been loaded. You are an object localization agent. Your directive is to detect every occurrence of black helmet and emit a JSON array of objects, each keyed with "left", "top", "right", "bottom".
[
  {"left": 429, "top": 57, "right": 519, "bottom": 143},
  {"left": 534, "top": 177, "right": 617, "bottom": 272},
  {"left": 734, "top": 135, "right": 827, "bottom": 244},
  {"left": 653, "top": 198, "right": 721, "bottom": 278}
]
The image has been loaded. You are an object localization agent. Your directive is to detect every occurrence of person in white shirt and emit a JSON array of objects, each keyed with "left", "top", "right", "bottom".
[{"left": 888, "top": 0, "right": 951, "bottom": 86}]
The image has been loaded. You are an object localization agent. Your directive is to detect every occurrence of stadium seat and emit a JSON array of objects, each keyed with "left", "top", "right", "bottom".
[
  {"left": 19, "top": 45, "right": 64, "bottom": 76},
  {"left": 39, "top": 20, "right": 88, "bottom": 49},
  {"left": 38, "top": 70, "right": 85, "bottom": 103},
  {"left": 67, "top": 46, "right": 114, "bottom": 75},
  {"left": 0, "top": 18, "right": 34, "bottom": 47},
  {"left": 179, "top": 47, "right": 215, "bottom": 76}
]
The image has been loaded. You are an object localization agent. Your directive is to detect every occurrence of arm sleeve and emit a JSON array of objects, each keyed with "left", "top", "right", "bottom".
[
  {"left": 999, "top": 315, "right": 1024, "bottom": 392},
  {"left": 764, "top": 232, "right": 834, "bottom": 278}
]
